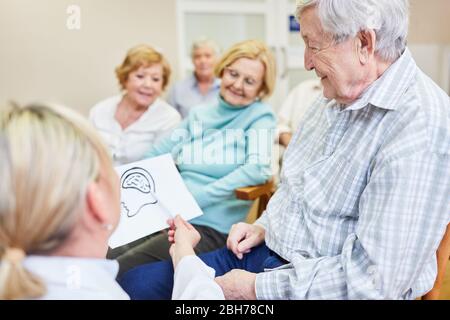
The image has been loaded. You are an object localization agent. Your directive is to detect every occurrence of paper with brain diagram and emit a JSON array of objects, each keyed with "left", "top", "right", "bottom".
[
  {"left": 120, "top": 167, "right": 158, "bottom": 217},
  {"left": 108, "top": 153, "right": 203, "bottom": 249}
]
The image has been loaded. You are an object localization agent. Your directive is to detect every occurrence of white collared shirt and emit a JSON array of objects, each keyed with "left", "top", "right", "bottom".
[
  {"left": 89, "top": 95, "right": 181, "bottom": 166},
  {"left": 22, "top": 255, "right": 224, "bottom": 300},
  {"left": 23, "top": 256, "right": 129, "bottom": 300}
]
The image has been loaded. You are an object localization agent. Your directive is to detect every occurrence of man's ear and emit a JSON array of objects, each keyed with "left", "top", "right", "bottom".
[
  {"left": 86, "top": 181, "right": 109, "bottom": 227},
  {"left": 356, "top": 29, "right": 376, "bottom": 64}
]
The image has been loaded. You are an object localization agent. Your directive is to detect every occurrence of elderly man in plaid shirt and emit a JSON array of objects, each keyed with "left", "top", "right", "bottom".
[{"left": 119, "top": 0, "right": 450, "bottom": 300}]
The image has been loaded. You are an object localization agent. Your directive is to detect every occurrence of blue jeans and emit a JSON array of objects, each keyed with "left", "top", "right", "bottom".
[{"left": 118, "top": 243, "right": 287, "bottom": 300}]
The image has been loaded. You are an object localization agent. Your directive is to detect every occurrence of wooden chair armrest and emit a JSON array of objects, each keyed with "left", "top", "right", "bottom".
[{"left": 235, "top": 180, "right": 274, "bottom": 201}]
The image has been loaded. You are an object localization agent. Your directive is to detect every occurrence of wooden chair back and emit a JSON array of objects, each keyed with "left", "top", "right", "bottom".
[{"left": 235, "top": 180, "right": 274, "bottom": 220}]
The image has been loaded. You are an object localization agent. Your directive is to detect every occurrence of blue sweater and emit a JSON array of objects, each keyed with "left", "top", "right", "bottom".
[{"left": 146, "top": 96, "right": 275, "bottom": 234}]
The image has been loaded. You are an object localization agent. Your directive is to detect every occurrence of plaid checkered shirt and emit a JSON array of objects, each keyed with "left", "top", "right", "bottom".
[{"left": 255, "top": 48, "right": 450, "bottom": 299}]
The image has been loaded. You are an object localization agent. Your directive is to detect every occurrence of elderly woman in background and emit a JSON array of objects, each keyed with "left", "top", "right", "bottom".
[
  {"left": 90, "top": 44, "right": 181, "bottom": 166},
  {"left": 113, "top": 39, "right": 277, "bottom": 276},
  {"left": 167, "top": 38, "right": 221, "bottom": 118},
  {"left": 0, "top": 103, "right": 224, "bottom": 300}
]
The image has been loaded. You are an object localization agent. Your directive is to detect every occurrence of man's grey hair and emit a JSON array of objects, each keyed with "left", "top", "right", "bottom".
[
  {"left": 295, "top": 0, "right": 409, "bottom": 62},
  {"left": 191, "top": 38, "right": 221, "bottom": 58}
]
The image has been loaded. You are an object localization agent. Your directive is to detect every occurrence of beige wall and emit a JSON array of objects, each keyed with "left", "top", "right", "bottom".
[
  {"left": 0, "top": 0, "right": 177, "bottom": 115},
  {"left": 408, "top": 0, "right": 450, "bottom": 93},
  {"left": 409, "top": 0, "right": 450, "bottom": 43}
]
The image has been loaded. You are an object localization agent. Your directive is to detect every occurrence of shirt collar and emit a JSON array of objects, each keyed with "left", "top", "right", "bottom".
[
  {"left": 344, "top": 47, "right": 417, "bottom": 112},
  {"left": 188, "top": 74, "right": 197, "bottom": 88},
  {"left": 324, "top": 99, "right": 343, "bottom": 126},
  {"left": 94, "top": 95, "right": 159, "bottom": 131},
  {"left": 218, "top": 95, "right": 239, "bottom": 110},
  {"left": 24, "top": 255, "right": 120, "bottom": 283},
  {"left": 190, "top": 73, "right": 221, "bottom": 90}
]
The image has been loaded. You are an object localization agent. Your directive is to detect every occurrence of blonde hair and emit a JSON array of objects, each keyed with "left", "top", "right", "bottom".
[
  {"left": 214, "top": 39, "right": 276, "bottom": 100},
  {"left": 0, "top": 103, "right": 113, "bottom": 300},
  {"left": 115, "top": 44, "right": 171, "bottom": 90}
]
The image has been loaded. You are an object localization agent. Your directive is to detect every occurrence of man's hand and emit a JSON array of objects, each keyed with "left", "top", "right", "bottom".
[
  {"left": 215, "top": 269, "right": 257, "bottom": 300},
  {"left": 227, "top": 222, "right": 265, "bottom": 259}
]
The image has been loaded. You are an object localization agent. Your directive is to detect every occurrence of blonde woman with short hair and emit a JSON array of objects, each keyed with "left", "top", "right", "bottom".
[
  {"left": 90, "top": 44, "right": 181, "bottom": 166},
  {"left": 214, "top": 39, "right": 276, "bottom": 101},
  {"left": 0, "top": 103, "right": 224, "bottom": 300}
]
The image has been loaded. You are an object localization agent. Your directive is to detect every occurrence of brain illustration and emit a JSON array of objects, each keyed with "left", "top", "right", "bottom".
[
  {"left": 120, "top": 167, "right": 157, "bottom": 218},
  {"left": 121, "top": 167, "right": 155, "bottom": 194}
]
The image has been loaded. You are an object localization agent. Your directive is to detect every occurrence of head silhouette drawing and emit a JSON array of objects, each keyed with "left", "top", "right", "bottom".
[{"left": 120, "top": 167, "right": 157, "bottom": 217}]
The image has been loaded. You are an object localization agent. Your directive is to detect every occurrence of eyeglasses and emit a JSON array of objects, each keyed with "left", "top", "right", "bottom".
[{"left": 223, "top": 67, "right": 262, "bottom": 90}]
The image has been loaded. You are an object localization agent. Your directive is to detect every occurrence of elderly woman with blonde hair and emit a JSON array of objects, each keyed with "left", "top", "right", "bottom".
[
  {"left": 90, "top": 44, "right": 181, "bottom": 166},
  {"left": 0, "top": 103, "right": 223, "bottom": 300}
]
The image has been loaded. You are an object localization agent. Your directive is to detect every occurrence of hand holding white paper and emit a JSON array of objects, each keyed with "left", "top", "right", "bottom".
[{"left": 108, "top": 154, "right": 203, "bottom": 248}]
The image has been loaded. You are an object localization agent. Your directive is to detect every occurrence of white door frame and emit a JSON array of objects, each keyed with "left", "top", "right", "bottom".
[
  {"left": 176, "top": 0, "right": 276, "bottom": 78},
  {"left": 442, "top": 45, "right": 450, "bottom": 94}
]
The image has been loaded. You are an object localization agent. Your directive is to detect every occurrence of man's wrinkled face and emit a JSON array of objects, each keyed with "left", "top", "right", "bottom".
[{"left": 300, "top": 7, "right": 363, "bottom": 104}]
